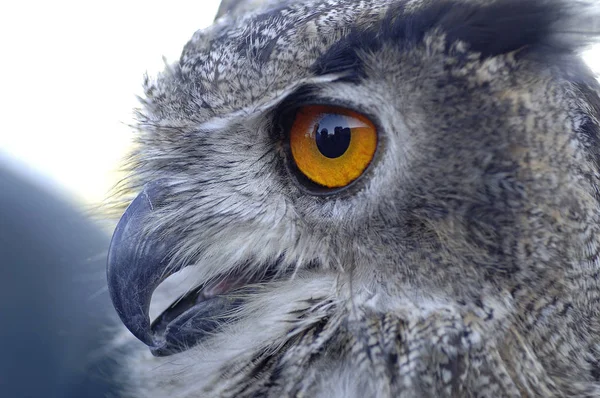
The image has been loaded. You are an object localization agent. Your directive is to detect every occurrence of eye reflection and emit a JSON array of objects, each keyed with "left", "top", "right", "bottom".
[
  {"left": 314, "top": 115, "right": 352, "bottom": 158},
  {"left": 289, "top": 105, "right": 377, "bottom": 189}
]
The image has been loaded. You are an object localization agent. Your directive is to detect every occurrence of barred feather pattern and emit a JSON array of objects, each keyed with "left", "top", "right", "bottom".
[
  {"left": 112, "top": 0, "right": 600, "bottom": 396},
  {"left": 144, "top": 277, "right": 600, "bottom": 398}
]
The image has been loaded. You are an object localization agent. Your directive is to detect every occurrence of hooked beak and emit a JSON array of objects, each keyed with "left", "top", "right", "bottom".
[
  {"left": 106, "top": 181, "right": 176, "bottom": 349},
  {"left": 107, "top": 181, "right": 256, "bottom": 356}
]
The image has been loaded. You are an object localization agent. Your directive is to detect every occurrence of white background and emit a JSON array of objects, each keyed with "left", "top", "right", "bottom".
[{"left": 1, "top": 1, "right": 599, "bottom": 204}]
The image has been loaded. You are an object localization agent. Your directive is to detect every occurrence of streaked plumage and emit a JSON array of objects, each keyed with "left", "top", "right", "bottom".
[{"left": 108, "top": 0, "right": 600, "bottom": 396}]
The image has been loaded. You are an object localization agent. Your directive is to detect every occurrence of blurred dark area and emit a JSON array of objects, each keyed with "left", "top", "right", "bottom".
[{"left": 0, "top": 161, "right": 120, "bottom": 397}]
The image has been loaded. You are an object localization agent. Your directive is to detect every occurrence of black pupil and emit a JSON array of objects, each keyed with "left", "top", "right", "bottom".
[{"left": 314, "top": 114, "right": 352, "bottom": 158}]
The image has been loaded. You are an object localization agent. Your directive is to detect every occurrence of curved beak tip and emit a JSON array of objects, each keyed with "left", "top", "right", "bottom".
[{"left": 106, "top": 181, "right": 173, "bottom": 348}]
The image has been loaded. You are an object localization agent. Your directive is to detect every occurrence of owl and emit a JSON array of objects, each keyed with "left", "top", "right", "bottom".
[{"left": 106, "top": 0, "right": 600, "bottom": 396}]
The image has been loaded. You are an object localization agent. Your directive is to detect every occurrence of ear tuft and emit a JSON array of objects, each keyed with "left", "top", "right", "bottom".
[{"left": 436, "top": 0, "right": 600, "bottom": 57}]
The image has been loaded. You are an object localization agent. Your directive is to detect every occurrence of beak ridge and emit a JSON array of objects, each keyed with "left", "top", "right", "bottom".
[{"left": 107, "top": 181, "right": 174, "bottom": 348}]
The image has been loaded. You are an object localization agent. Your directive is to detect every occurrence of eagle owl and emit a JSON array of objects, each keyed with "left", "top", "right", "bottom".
[{"left": 107, "top": 0, "right": 600, "bottom": 396}]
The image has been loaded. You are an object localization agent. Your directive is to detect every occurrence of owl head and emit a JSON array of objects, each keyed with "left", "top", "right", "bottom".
[{"left": 108, "top": 0, "right": 600, "bottom": 396}]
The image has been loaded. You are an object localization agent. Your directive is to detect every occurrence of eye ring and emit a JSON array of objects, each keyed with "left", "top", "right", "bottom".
[{"left": 288, "top": 105, "right": 378, "bottom": 189}]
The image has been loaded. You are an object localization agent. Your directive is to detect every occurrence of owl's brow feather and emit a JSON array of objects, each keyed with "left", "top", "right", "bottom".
[{"left": 311, "top": 0, "right": 598, "bottom": 83}]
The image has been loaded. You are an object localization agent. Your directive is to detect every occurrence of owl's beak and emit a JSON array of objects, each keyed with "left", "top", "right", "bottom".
[
  {"left": 107, "top": 181, "right": 264, "bottom": 356},
  {"left": 106, "top": 181, "right": 175, "bottom": 349}
]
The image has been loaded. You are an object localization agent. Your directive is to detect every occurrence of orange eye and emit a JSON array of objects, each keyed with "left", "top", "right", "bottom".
[{"left": 289, "top": 105, "right": 377, "bottom": 188}]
